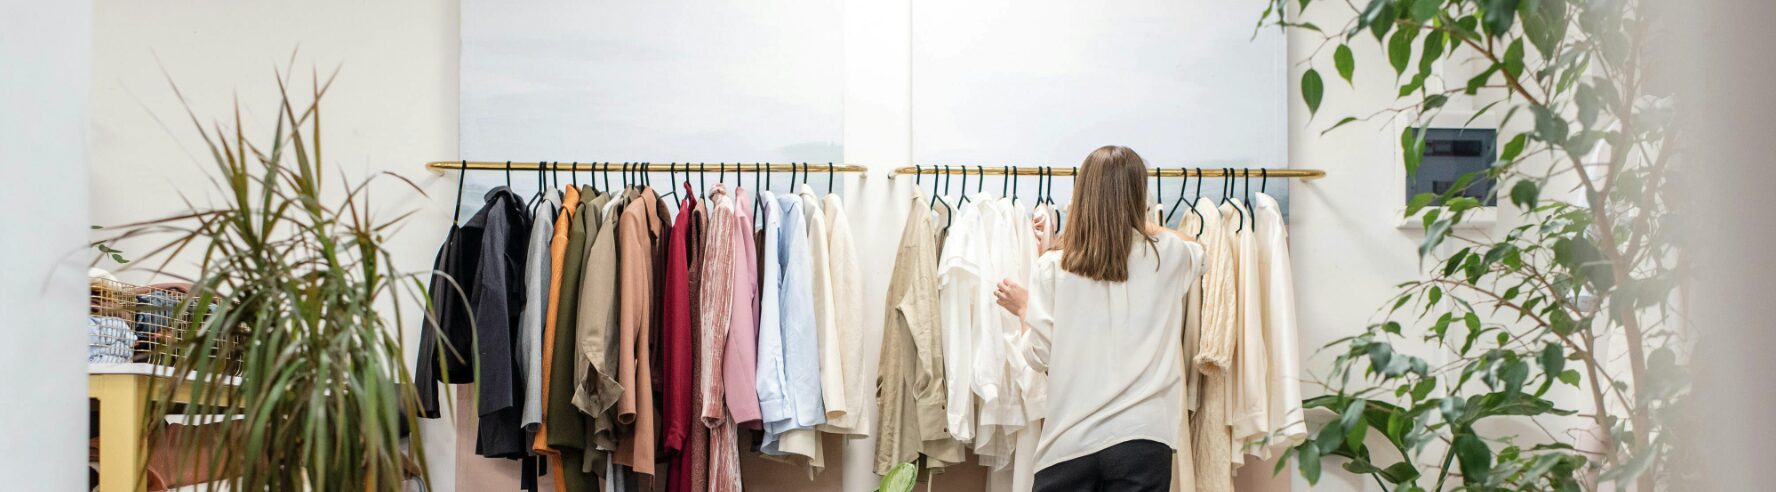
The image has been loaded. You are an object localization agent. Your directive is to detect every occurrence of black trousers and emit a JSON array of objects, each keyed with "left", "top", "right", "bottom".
[{"left": 1033, "top": 439, "right": 1173, "bottom": 492}]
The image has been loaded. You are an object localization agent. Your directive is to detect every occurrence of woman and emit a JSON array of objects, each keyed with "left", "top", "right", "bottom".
[{"left": 995, "top": 145, "right": 1203, "bottom": 491}]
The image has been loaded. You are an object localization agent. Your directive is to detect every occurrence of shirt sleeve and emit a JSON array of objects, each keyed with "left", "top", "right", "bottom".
[{"left": 1016, "top": 255, "right": 1059, "bottom": 374}]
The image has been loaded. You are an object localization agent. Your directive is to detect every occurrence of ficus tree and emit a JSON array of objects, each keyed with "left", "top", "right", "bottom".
[{"left": 1258, "top": 0, "right": 1683, "bottom": 490}]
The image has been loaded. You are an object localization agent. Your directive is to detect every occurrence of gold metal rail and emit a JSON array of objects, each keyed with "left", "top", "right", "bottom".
[
  {"left": 892, "top": 166, "right": 1324, "bottom": 180},
  {"left": 426, "top": 161, "right": 870, "bottom": 175}
]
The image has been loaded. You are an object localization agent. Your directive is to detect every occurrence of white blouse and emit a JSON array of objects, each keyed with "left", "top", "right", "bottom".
[{"left": 1017, "top": 231, "right": 1205, "bottom": 471}]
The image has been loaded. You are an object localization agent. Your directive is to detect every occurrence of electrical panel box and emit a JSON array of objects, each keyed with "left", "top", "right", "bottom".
[{"left": 1407, "top": 128, "right": 1498, "bottom": 207}]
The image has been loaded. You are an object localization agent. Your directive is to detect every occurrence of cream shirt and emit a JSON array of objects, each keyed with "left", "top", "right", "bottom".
[
  {"left": 820, "top": 193, "right": 870, "bottom": 435},
  {"left": 1016, "top": 231, "right": 1205, "bottom": 472},
  {"left": 1254, "top": 193, "right": 1308, "bottom": 457},
  {"left": 1226, "top": 199, "right": 1271, "bottom": 467}
]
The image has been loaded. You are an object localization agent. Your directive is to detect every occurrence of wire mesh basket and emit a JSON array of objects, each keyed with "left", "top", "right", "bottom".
[{"left": 89, "top": 278, "right": 245, "bottom": 375}]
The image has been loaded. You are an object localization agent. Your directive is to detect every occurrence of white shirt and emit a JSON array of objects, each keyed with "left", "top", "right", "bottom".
[
  {"left": 937, "top": 198, "right": 989, "bottom": 444},
  {"left": 1017, "top": 232, "right": 1205, "bottom": 471},
  {"left": 1254, "top": 193, "right": 1307, "bottom": 456}
]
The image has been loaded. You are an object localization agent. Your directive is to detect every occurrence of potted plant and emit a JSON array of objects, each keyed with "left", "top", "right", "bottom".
[{"left": 1259, "top": 0, "right": 1682, "bottom": 490}]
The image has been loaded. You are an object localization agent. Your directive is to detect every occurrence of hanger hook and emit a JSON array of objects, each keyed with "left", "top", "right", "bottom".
[{"left": 827, "top": 162, "right": 835, "bottom": 195}]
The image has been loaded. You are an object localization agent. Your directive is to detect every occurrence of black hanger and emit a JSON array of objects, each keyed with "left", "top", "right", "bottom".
[
  {"left": 504, "top": 161, "right": 512, "bottom": 189},
  {"left": 1226, "top": 168, "right": 1245, "bottom": 233},
  {"left": 957, "top": 165, "right": 971, "bottom": 207},
  {"left": 526, "top": 162, "right": 545, "bottom": 212},
  {"left": 452, "top": 160, "right": 467, "bottom": 224},
  {"left": 664, "top": 163, "right": 680, "bottom": 202},
  {"left": 826, "top": 163, "right": 835, "bottom": 195},
  {"left": 1051, "top": 166, "right": 1063, "bottom": 233},
  {"left": 1244, "top": 168, "right": 1256, "bottom": 234},
  {"left": 1153, "top": 167, "right": 1164, "bottom": 224},
  {"left": 1002, "top": 165, "right": 1012, "bottom": 200},
  {"left": 801, "top": 162, "right": 810, "bottom": 188},
  {"left": 1166, "top": 167, "right": 1188, "bottom": 225}
]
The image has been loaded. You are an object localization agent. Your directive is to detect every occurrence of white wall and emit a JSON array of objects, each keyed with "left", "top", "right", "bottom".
[
  {"left": 0, "top": 1, "right": 93, "bottom": 489},
  {"left": 87, "top": 0, "right": 460, "bottom": 487}
]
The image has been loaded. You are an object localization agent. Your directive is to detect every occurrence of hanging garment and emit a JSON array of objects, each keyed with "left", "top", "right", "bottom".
[
  {"left": 874, "top": 189, "right": 965, "bottom": 475},
  {"left": 976, "top": 196, "right": 1038, "bottom": 468},
  {"left": 1226, "top": 199, "right": 1270, "bottom": 468},
  {"left": 465, "top": 186, "right": 531, "bottom": 459},
  {"left": 760, "top": 193, "right": 828, "bottom": 465},
  {"left": 616, "top": 187, "right": 666, "bottom": 476},
  {"left": 682, "top": 194, "right": 712, "bottom": 492},
  {"left": 520, "top": 190, "right": 562, "bottom": 431},
  {"left": 706, "top": 185, "right": 749, "bottom": 486},
  {"left": 1190, "top": 198, "right": 1236, "bottom": 492},
  {"left": 937, "top": 197, "right": 987, "bottom": 445},
  {"left": 576, "top": 191, "right": 626, "bottom": 478},
  {"left": 663, "top": 189, "right": 698, "bottom": 457},
  {"left": 1254, "top": 193, "right": 1307, "bottom": 457},
  {"left": 1008, "top": 196, "right": 1044, "bottom": 492},
  {"left": 663, "top": 187, "right": 700, "bottom": 492},
  {"left": 416, "top": 220, "right": 468, "bottom": 419},
  {"left": 723, "top": 189, "right": 763, "bottom": 428},
  {"left": 548, "top": 186, "right": 602, "bottom": 491},
  {"left": 820, "top": 193, "right": 870, "bottom": 436},
  {"left": 1014, "top": 230, "right": 1204, "bottom": 473},
  {"left": 1170, "top": 207, "right": 1213, "bottom": 492},
  {"left": 699, "top": 187, "right": 744, "bottom": 492},
  {"left": 534, "top": 185, "right": 582, "bottom": 458},
  {"left": 800, "top": 185, "right": 849, "bottom": 435}
]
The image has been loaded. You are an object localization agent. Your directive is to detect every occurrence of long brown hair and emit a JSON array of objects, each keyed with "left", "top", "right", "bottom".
[{"left": 1059, "top": 145, "right": 1154, "bottom": 282}]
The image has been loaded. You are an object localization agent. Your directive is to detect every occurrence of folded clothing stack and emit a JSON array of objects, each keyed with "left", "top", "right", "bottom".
[{"left": 88, "top": 316, "right": 136, "bottom": 364}]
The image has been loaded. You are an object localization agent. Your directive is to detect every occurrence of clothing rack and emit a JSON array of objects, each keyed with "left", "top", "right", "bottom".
[
  {"left": 426, "top": 161, "right": 870, "bottom": 175},
  {"left": 892, "top": 166, "right": 1326, "bottom": 180}
]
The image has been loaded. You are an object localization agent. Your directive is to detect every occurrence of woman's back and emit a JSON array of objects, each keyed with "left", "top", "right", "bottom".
[{"left": 1019, "top": 231, "right": 1204, "bottom": 471}]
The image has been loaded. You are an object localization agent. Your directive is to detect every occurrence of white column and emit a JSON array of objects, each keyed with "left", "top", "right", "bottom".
[
  {"left": 0, "top": 0, "right": 94, "bottom": 489},
  {"left": 840, "top": 0, "right": 913, "bottom": 489}
]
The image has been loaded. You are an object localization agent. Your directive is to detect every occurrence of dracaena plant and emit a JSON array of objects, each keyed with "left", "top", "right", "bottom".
[
  {"left": 99, "top": 69, "right": 433, "bottom": 491},
  {"left": 1258, "top": 0, "right": 1683, "bottom": 490}
]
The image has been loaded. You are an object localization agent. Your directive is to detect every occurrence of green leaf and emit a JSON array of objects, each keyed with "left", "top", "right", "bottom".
[
  {"left": 1388, "top": 29, "right": 1416, "bottom": 76},
  {"left": 1364, "top": 0, "right": 1398, "bottom": 41},
  {"left": 1299, "top": 442, "right": 1323, "bottom": 483},
  {"left": 1510, "top": 179, "right": 1539, "bottom": 208},
  {"left": 878, "top": 463, "right": 919, "bottom": 492},
  {"left": 1532, "top": 104, "right": 1569, "bottom": 144},
  {"left": 1322, "top": 116, "right": 1361, "bottom": 136},
  {"left": 1423, "top": 94, "right": 1449, "bottom": 112},
  {"left": 1466, "top": 65, "right": 1499, "bottom": 94},
  {"left": 1411, "top": 378, "right": 1437, "bottom": 401},
  {"left": 1381, "top": 462, "right": 1422, "bottom": 484},
  {"left": 1453, "top": 433, "right": 1493, "bottom": 484},
  {"left": 1482, "top": 0, "right": 1520, "bottom": 36},
  {"left": 1402, "top": 126, "right": 1427, "bottom": 175},
  {"left": 1406, "top": 192, "right": 1436, "bottom": 216},
  {"left": 1502, "top": 38, "right": 1526, "bottom": 78},
  {"left": 1420, "top": 219, "right": 1450, "bottom": 258},
  {"left": 1303, "top": 69, "right": 1326, "bottom": 116},
  {"left": 1410, "top": 0, "right": 1442, "bottom": 22},
  {"left": 1501, "top": 358, "right": 1530, "bottom": 395},
  {"left": 1431, "top": 312, "right": 1453, "bottom": 338},
  {"left": 1540, "top": 342, "right": 1567, "bottom": 380},
  {"left": 1417, "top": 31, "right": 1446, "bottom": 76},
  {"left": 1335, "top": 44, "right": 1356, "bottom": 85},
  {"left": 1559, "top": 369, "right": 1581, "bottom": 386},
  {"left": 1346, "top": 411, "right": 1371, "bottom": 450},
  {"left": 1500, "top": 133, "right": 1529, "bottom": 161}
]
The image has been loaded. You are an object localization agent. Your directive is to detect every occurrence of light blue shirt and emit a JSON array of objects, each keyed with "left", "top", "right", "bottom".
[{"left": 756, "top": 192, "right": 827, "bottom": 454}]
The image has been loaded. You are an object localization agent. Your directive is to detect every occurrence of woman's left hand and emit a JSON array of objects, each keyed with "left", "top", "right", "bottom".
[{"left": 994, "top": 279, "right": 1028, "bottom": 319}]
